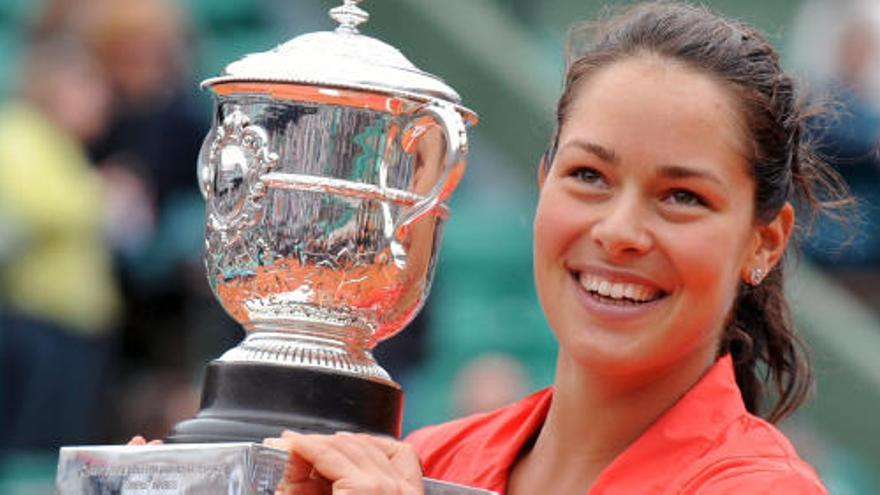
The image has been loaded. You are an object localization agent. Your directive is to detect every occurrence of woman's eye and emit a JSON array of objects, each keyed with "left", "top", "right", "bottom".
[
  {"left": 570, "top": 167, "right": 607, "bottom": 187},
  {"left": 665, "top": 189, "right": 707, "bottom": 207}
]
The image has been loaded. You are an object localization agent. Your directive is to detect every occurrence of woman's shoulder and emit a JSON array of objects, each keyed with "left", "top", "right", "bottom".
[
  {"left": 679, "top": 414, "right": 827, "bottom": 494},
  {"left": 584, "top": 356, "right": 826, "bottom": 493},
  {"left": 681, "top": 453, "right": 827, "bottom": 494}
]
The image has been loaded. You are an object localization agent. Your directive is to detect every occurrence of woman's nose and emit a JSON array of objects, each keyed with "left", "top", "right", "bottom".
[{"left": 590, "top": 192, "right": 653, "bottom": 258}]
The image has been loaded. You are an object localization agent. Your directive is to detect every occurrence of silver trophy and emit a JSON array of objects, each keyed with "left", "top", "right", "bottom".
[
  {"left": 168, "top": 0, "right": 477, "bottom": 442},
  {"left": 57, "top": 1, "right": 490, "bottom": 493}
]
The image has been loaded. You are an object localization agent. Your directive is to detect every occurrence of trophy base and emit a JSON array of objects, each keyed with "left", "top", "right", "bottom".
[
  {"left": 57, "top": 443, "right": 498, "bottom": 494},
  {"left": 167, "top": 360, "right": 403, "bottom": 443}
]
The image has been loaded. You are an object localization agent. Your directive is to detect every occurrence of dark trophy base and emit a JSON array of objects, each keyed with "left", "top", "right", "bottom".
[{"left": 167, "top": 360, "right": 403, "bottom": 443}]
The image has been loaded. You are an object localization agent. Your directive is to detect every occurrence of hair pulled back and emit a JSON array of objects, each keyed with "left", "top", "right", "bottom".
[{"left": 547, "top": 2, "right": 852, "bottom": 422}]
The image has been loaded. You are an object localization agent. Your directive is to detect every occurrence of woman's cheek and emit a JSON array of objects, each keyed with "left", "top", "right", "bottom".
[
  {"left": 663, "top": 226, "right": 742, "bottom": 304},
  {"left": 534, "top": 192, "right": 583, "bottom": 256}
]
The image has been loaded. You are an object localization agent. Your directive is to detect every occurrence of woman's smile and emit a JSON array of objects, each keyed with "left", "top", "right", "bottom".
[
  {"left": 568, "top": 266, "right": 669, "bottom": 322},
  {"left": 577, "top": 272, "right": 664, "bottom": 303}
]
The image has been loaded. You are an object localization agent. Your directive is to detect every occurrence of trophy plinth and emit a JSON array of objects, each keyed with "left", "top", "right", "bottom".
[
  {"left": 57, "top": 444, "right": 498, "bottom": 495},
  {"left": 167, "top": 361, "right": 402, "bottom": 442}
]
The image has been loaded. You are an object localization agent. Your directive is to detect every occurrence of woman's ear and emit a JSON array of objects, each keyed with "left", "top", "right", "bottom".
[
  {"left": 537, "top": 156, "right": 548, "bottom": 190},
  {"left": 742, "top": 203, "right": 795, "bottom": 284}
]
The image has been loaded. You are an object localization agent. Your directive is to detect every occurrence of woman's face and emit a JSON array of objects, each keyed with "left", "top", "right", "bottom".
[{"left": 534, "top": 56, "right": 768, "bottom": 378}]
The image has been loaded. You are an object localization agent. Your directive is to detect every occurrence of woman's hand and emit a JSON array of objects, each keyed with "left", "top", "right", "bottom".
[{"left": 265, "top": 430, "right": 424, "bottom": 495}]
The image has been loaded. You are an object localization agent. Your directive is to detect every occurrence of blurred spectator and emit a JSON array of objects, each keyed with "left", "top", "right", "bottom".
[
  {"left": 13, "top": 0, "right": 229, "bottom": 440},
  {"left": 452, "top": 353, "right": 529, "bottom": 417},
  {"left": 83, "top": 0, "right": 203, "bottom": 202},
  {"left": 79, "top": 0, "right": 206, "bottom": 268},
  {"left": 793, "top": 0, "right": 880, "bottom": 307},
  {"left": 0, "top": 36, "right": 119, "bottom": 453},
  {"left": 27, "top": 0, "right": 93, "bottom": 42},
  {"left": 74, "top": 0, "right": 234, "bottom": 438}
]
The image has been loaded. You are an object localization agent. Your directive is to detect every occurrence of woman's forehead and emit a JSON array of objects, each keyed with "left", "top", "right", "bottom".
[{"left": 560, "top": 56, "right": 751, "bottom": 164}]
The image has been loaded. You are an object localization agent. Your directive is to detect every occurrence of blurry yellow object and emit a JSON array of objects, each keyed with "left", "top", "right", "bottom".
[{"left": 0, "top": 102, "right": 119, "bottom": 335}]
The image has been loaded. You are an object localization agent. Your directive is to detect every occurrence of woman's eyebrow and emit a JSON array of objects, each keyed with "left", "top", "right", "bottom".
[
  {"left": 658, "top": 164, "right": 725, "bottom": 187},
  {"left": 560, "top": 139, "right": 619, "bottom": 164}
]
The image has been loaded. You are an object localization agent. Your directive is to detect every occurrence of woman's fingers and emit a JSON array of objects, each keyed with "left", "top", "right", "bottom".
[
  {"left": 127, "top": 436, "right": 163, "bottom": 446},
  {"left": 330, "top": 432, "right": 400, "bottom": 477},
  {"left": 266, "top": 437, "right": 332, "bottom": 495},
  {"left": 128, "top": 435, "right": 147, "bottom": 446},
  {"left": 268, "top": 434, "right": 365, "bottom": 486},
  {"left": 281, "top": 433, "right": 363, "bottom": 483},
  {"left": 274, "top": 474, "right": 330, "bottom": 495},
  {"left": 360, "top": 434, "right": 424, "bottom": 488},
  {"left": 266, "top": 431, "right": 423, "bottom": 495},
  {"left": 333, "top": 433, "right": 423, "bottom": 488}
]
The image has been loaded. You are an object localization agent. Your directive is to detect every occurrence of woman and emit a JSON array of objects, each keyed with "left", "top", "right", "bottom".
[{"left": 218, "top": 3, "right": 848, "bottom": 493}]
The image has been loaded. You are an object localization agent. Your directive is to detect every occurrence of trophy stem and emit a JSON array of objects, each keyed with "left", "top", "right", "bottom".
[
  {"left": 166, "top": 324, "right": 403, "bottom": 443},
  {"left": 219, "top": 324, "right": 394, "bottom": 385}
]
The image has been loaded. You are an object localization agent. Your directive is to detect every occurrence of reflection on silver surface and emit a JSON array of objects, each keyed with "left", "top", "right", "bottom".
[
  {"left": 201, "top": 94, "right": 466, "bottom": 384},
  {"left": 56, "top": 443, "right": 287, "bottom": 495},
  {"left": 424, "top": 478, "right": 500, "bottom": 495},
  {"left": 57, "top": 443, "right": 498, "bottom": 495}
]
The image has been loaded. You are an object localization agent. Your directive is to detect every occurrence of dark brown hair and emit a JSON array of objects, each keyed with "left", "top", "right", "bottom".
[{"left": 545, "top": 2, "right": 852, "bottom": 422}]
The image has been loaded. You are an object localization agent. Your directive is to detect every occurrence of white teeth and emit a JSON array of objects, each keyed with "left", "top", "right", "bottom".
[{"left": 578, "top": 273, "right": 661, "bottom": 302}]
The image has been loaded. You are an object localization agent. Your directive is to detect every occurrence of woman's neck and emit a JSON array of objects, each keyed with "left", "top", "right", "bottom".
[{"left": 508, "top": 349, "right": 716, "bottom": 495}]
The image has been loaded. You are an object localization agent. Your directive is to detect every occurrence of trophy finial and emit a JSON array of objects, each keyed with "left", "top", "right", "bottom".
[{"left": 330, "top": 0, "right": 369, "bottom": 34}]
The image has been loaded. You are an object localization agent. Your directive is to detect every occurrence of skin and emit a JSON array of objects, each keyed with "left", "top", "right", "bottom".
[
  {"left": 134, "top": 55, "right": 795, "bottom": 494},
  {"left": 265, "top": 431, "right": 423, "bottom": 495}
]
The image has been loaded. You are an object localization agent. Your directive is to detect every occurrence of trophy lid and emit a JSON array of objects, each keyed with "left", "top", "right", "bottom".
[{"left": 202, "top": 0, "right": 464, "bottom": 106}]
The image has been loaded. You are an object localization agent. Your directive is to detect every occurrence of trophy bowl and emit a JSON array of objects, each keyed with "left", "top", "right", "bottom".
[{"left": 166, "top": 0, "right": 477, "bottom": 442}]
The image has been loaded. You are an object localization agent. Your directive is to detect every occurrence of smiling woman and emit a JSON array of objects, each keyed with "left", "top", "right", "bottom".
[
  {"left": 534, "top": 56, "right": 762, "bottom": 386},
  {"left": 264, "top": 3, "right": 850, "bottom": 494}
]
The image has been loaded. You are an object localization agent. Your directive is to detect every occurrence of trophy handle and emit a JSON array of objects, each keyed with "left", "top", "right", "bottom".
[{"left": 393, "top": 101, "right": 468, "bottom": 235}]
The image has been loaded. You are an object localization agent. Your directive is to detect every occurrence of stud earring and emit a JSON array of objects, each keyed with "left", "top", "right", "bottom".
[{"left": 749, "top": 267, "right": 765, "bottom": 286}]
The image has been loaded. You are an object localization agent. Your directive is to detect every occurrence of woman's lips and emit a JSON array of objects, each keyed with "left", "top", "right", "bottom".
[
  {"left": 578, "top": 272, "right": 664, "bottom": 302},
  {"left": 569, "top": 269, "right": 669, "bottom": 320}
]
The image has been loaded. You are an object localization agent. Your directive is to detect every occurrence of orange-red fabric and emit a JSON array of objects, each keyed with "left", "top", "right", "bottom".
[{"left": 405, "top": 355, "right": 827, "bottom": 494}]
